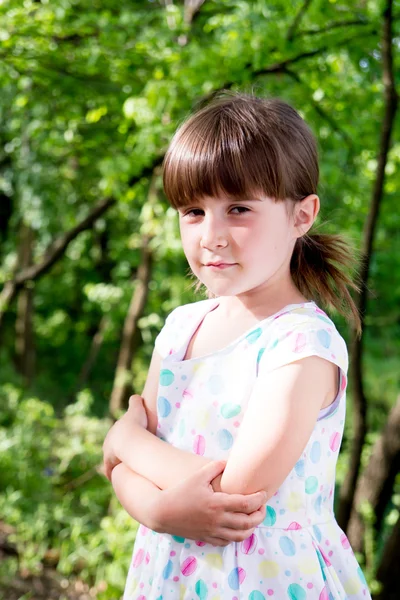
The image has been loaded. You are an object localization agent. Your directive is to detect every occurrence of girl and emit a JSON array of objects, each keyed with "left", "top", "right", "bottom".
[{"left": 103, "top": 92, "right": 371, "bottom": 600}]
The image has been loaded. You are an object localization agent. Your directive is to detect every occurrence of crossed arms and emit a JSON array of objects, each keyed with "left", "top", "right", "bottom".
[{"left": 103, "top": 348, "right": 336, "bottom": 544}]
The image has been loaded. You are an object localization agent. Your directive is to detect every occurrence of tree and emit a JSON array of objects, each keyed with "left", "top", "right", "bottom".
[{"left": 337, "top": 0, "right": 399, "bottom": 533}]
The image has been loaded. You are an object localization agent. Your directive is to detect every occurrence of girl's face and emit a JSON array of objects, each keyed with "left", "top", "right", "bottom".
[{"left": 178, "top": 194, "right": 302, "bottom": 301}]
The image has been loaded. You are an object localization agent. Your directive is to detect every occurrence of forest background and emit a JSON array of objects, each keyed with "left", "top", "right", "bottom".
[{"left": 0, "top": 0, "right": 399, "bottom": 599}]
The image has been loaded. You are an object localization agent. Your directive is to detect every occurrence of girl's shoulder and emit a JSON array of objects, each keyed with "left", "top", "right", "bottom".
[
  {"left": 258, "top": 302, "right": 349, "bottom": 375},
  {"left": 269, "top": 302, "right": 341, "bottom": 331}
]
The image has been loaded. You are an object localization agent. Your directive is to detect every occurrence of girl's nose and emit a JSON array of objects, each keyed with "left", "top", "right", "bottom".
[{"left": 200, "top": 215, "right": 228, "bottom": 250}]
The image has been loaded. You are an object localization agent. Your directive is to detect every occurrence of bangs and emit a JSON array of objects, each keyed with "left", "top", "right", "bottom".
[{"left": 162, "top": 98, "right": 289, "bottom": 209}]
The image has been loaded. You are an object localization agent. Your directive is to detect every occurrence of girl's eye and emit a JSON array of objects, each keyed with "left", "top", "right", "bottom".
[
  {"left": 183, "top": 208, "right": 204, "bottom": 217},
  {"left": 180, "top": 206, "right": 250, "bottom": 217},
  {"left": 230, "top": 206, "right": 250, "bottom": 214}
]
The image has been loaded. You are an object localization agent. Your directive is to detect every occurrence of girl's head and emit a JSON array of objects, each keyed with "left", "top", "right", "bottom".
[{"left": 163, "top": 91, "right": 360, "bottom": 332}]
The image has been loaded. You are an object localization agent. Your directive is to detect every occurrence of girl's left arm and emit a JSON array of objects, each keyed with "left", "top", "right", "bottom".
[
  {"left": 219, "top": 355, "right": 337, "bottom": 497},
  {"left": 104, "top": 353, "right": 335, "bottom": 495}
]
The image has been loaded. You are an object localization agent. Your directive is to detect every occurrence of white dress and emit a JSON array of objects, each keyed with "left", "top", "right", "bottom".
[{"left": 123, "top": 299, "right": 371, "bottom": 600}]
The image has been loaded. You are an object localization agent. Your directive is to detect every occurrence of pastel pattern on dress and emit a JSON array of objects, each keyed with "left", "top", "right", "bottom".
[{"left": 123, "top": 300, "right": 371, "bottom": 600}]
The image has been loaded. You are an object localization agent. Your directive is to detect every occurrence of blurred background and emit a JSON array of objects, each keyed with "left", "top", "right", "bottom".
[{"left": 0, "top": 0, "right": 399, "bottom": 598}]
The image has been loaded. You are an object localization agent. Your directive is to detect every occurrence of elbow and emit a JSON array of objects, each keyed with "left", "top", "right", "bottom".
[
  {"left": 148, "top": 495, "right": 163, "bottom": 533},
  {"left": 149, "top": 491, "right": 169, "bottom": 534},
  {"left": 220, "top": 480, "right": 251, "bottom": 495},
  {"left": 220, "top": 471, "right": 276, "bottom": 500},
  {"left": 220, "top": 473, "right": 264, "bottom": 496}
]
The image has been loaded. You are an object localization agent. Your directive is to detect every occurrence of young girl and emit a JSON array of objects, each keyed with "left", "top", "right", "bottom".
[{"left": 103, "top": 92, "right": 371, "bottom": 600}]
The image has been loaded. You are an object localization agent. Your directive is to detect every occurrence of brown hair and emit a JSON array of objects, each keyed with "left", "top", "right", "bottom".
[{"left": 163, "top": 91, "right": 361, "bottom": 333}]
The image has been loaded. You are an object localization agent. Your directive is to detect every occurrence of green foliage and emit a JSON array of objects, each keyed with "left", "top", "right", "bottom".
[
  {"left": 0, "top": 386, "right": 137, "bottom": 598},
  {"left": 1, "top": 0, "right": 399, "bottom": 415}
]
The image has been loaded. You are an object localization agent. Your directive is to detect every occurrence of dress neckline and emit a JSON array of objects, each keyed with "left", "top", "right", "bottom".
[{"left": 169, "top": 299, "right": 317, "bottom": 364}]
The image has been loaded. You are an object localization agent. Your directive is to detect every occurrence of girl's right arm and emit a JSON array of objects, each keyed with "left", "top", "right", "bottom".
[
  {"left": 106, "top": 349, "right": 268, "bottom": 543},
  {"left": 111, "top": 461, "right": 267, "bottom": 546},
  {"left": 103, "top": 349, "right": 213, "bottom": 488}
]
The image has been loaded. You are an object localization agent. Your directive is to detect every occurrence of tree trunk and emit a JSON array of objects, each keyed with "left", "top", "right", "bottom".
[
  {"left": 109, "top": 241, "right": 152, "bottom": 418},
  {"left": 0, "top": 155, "right": 13, "bottom": 253},
  {"left": 75, "top": 315, "right": 109, "bottom": 394},
  {"left": 74, "top": 227, "right": 114, "bottom": 396},
  {"left": 184, "top": 0, "right": 206, "bottom": 24},
  {"left": 373, "top": 515, "right": 400, "bottom": 600},
  {"left": 14, "top": 223, "right": 35, "bottom": 384},
  {"left": 347, "top": 396, "right": 400, "bottom": 554},
  {"left": 337, "top": 0, "right": 398, "bottom": 532}
]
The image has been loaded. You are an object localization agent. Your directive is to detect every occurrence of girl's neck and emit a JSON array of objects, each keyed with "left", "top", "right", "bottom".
[{"left": 214, "top": 284, "right": 308, "bottom": 321}]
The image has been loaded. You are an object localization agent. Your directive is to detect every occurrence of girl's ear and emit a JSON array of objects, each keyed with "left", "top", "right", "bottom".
[{"left": 294, "top": 194, "right": 320, "bottom": 237}]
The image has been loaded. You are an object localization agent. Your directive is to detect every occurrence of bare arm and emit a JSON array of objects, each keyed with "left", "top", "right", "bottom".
[
  {"left": 111, "top": 463, "right": 163, "bottom": 530},
  {"left": 108, "top": 415, "right": 268, "bottom": 544},
  {"left": 107, "top": 411, "right": 211, "bottom": 489},
  {"left": 106, "top": 348, "right": 268, "bottom": 544},
  {"left": 104, "top": 348, "right": 216, "bottom": 489},
  {"left": 111, "top": 461, "right": 268, "bottom": 546},
  {"left": 219, "top": 356, "right": 337, "bottom": 497}
]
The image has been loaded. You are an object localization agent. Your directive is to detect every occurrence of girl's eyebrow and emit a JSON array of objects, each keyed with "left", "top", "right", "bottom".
[
  {"left": 230, "top": 198, "right": 265, "bottom": 204},
  {"left": 178, "top": 197, "right": 265, "bottom": 208}
]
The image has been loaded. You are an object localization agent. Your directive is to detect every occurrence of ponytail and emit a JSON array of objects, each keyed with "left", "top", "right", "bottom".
[{"left": 291, "top": 234, "right": 362, "bottom": 335}]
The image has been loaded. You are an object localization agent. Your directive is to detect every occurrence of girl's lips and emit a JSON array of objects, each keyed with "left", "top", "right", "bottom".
[{"left": 205, "top": 262, "right": 236, "bottom": 269}]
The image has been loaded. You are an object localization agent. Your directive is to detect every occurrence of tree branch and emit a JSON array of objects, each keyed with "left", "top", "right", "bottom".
[
  {"left": 0, "top": 155, "right": 164, "bottom": 333},
  {"left": 202, "top": 28, "right": 377, "bottom": 100},
  {"left": 293, "top": 18, "right": 370, "bottom": 39},
  {"left": 252, "top": 29, "right": 377, "bottom": 79},
  {"left": 283, "top": 67, "right": 354, "bottom": 151},
  {"left": 184, "top": 0, "right": 207, "bottom": 25},
  {"left": 287, "top": 0, "right": 313, "bottom": 42},
  {"left": 0, "top": 197, "right": 115, "bottom": 330},
  {"left": 20, "top": 198, "right": 116, "bottom": 285}
]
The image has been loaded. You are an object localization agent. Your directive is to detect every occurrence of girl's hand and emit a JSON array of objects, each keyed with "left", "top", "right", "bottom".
[
  {"left": 103, "top": 418, "right": 125, "bottom": 481},
  {"left": 127, "top": 394, "right": 148, "bottom": 429},
  {"left": 103, "top": 397, "right": 148, "bottom": 481},
  {"left": 154, "top": 461, "right": 267, "bottom": 546}
]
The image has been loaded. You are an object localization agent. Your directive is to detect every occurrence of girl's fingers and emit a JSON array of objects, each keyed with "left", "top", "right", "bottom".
[
  {"left": 204, "top": 538, "right": 231, "bottom": 547},
  {"left": 197, "top": 460, "right": 227, "bottom": 483},
  {"left": 221, "top": 508, "right": 265, "bottom": 531},
  {"left": 220, "top": 490, "right": 267, "bottom": 514},
  {"left": 216, "top": 527, "right": 256, "bottom": 543},
  {"left": 190, "top": 528, "right": 256, "bottom": 546},
  {"left": 128, "top": 394, "right": 144, "bottom": 406}
]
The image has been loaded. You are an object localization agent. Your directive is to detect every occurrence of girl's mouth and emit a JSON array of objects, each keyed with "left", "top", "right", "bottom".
[{"left": 205, "top": 262, "right": 236, "bottom": 269}]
